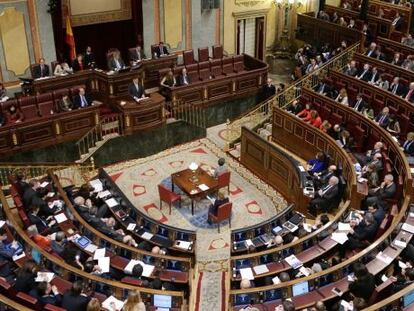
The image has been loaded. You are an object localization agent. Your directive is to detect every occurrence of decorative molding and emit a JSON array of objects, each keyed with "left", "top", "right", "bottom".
[
  {"left": 154, "top": 0, "right": 161, "bottom": 43},
  {"left": 27, "top": 0, "right": 42, "bottom": 61},
  {"left": 62, "top": 0, "right": 131, "bottom": 27},
  {"left": 232, "top": 8, "right": 270, "bottom": 18},
  {"left": 215, "top": 6, "right": 220, "bottom": 45},
  {"left": 185, "top": 0, "right": 192, "bottom": 49},
  {"left": 235, "top": 0, "right": 266, "bottom": 7}
]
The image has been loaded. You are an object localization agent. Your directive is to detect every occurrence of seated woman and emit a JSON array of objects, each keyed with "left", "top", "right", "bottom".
[
  {"left": 375, "top": 74, "right": 390, "bottom": 90},
  {"left": 5, "top": 104, "right": 23, "bottom": 124},
  {"left": 386, "top": 114, "right": 401, "bottom": 136},
  {"left": 362, "top": 102, "right": 375, "bottom": 120},
  {"left": 335, "top": 88, "right": 349, "bottom": 106},
  {"left": 306, "top": 110, "right": 322, "bottom": 128},
  {"left": 58, "top": 95, "right": 73, "bottom": 112},
  {"left": 207, "top": 190, "right": 229, "bottom": 224},
  {"left": 338, "top": 130, "right": 353, "bottom": 151},
  {"left": 296, "top": 103, "right": 313, "bottom": 120},
  {"left": 54, "top": 60, "right": 73, "bottom": 76},
  {"left": 307, "top": 152, "right": 327, "bottom": 175},
  {"left": 160, "top": 69, "right": 176, "bottom": 89}
]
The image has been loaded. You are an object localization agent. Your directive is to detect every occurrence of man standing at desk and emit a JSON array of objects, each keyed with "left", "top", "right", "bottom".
[
  {"left": 129, "top": 45, "right": 146, "bottom": 63},
  {"left": 84, "top": 46, "right": 95, "bottom": 68},
  {"left": 33, "top": 58, "right": 50, "bottom": 79},
  {"left": 128, "top": 78, "right": 146, "bottom": 102}
]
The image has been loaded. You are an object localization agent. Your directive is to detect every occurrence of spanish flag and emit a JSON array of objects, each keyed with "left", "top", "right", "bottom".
[{"left": 65, "top": 16, "right": 76, "bottom": 61}]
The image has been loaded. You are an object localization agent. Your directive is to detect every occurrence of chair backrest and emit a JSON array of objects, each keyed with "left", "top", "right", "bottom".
[
  {"left": 38, "top": 101, "right": 55, "bottom": 117},
  {"left": 198, "top": 61, "right": 210, "bottom": 81},
  {"left": 210, "top": 59, "right": 223, "bottom": 77},
  {"left": 186, "top": 64, "right": 199, "bottom": 81},
  {"left": 158, "top": 184, "right": 174, "bottom": 202},
  {"left": 18, "top": 96, "right": 37, "bottom": 108},
  {"left": 50, "top": 61, "right": 59, "bottom": 74},
  {"left": 233, "top": 55, "right": 244, "bottom": 72},
  {"left": 53, "top": 88, "right": 69, "bottom": 101},
  {"left": 198, "top": 47, "right": 209, "bottom": 62},
  {"left": 217, "top": 202, "right": 232, "bottom": 221},
  {"left": 212, "top": 45, "right": 223, "bottom": 59},
  {"left": 222, "top": 57, "right": 234, "bottom": 74},
  {"left": 218, "top": 171, "right": 231, "bottom": 188},
  {"left": 20, "top": 104, "right": 39, "bottom": 120},
  {"left": 183, "top": 49, "right": 196, "bottom": 66},
  {"left": 36, "top": 93, "right": 53, "bottom": 104}
]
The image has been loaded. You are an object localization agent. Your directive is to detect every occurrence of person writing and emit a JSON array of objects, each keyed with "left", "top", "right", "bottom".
[{"left": 207, "top": 190, "right": 229, "bottom": 225}]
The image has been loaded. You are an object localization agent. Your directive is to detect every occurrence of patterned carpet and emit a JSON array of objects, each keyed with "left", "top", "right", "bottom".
[{"left": 103, "top": 139, "right": 287, "bottom": 232}]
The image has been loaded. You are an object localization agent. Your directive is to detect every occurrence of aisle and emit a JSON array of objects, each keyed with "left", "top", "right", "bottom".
[{"left": 193, "top": 229, "right": 231, "bottom": 311}]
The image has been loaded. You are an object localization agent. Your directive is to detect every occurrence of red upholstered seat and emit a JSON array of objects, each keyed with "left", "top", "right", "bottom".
[
  {"left": 222, "top": 57, "right": 234, "bottom": 75},
  {"left": 209, "top": 202, "right": 232, "bottom": 233},
  {"left": 212, "top": 45, "right": 224, "bottom": 59},
  {"left": 198, "top": 61, "right": 211, "bottom": 81},
  {"left": 210, "top": 59, "right": 223, "bottom": 78},
  {"left": 36, "top": 93, "right": 53, "bottom": 104},
  {"left": 158, "top": 184, "right": 181, "bottom": 215},
  {"left": 44, "top": 304, "right": 67, "bottom": 311},
  {"left": 218, "top": 171, "right": 231, "bottom": 192},
  {"left": 198, "top": 47, "right": 209, "bottom": 62},
  {"left": 183, "top": 49, "right": 196, "bottom": 66},
  {"left": 20, "top": 104, "right": 39, "bottom": 120},
  {"left": 330, "top": 112, "right": 343, "bottom": 126},
  {"left": 38, "top": 101, "right": 55, "bottom": 117},
  {"left": 352, "top": 125, "right": 365, "bottom": 152},
  {"left": 53, "top": 88, "right": 69, "bottom": 101},
  {"left": 233, "top": 55, "right": 245, "bottom": 73},
  {"left": 16, "top": 291, "right": 39, "bottom": 309},
  {"left": 18, "top": 96, "right": 36, "bottom": 108},
  {"left": 186, "top": 64, "right": 199, "bottom": 82}
]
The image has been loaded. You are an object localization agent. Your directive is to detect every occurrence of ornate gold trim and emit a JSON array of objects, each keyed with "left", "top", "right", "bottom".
[
  {"left": 203, "top": 87, "right": 208, "bottom": 100},
  {"left": 109, "top": 84, "right": 113, "bottom": 95},
  {"left": 235, "top": 0, "right": 266, "bottom": 7},
  {"left": 62, "top": 0, "right": 132, "bottom": 27},
  {"left": 12, "top": 133, "right": 17, "bottom": 145},
  {"left": 55, "top": 122, "right": 61, "bottom": 135},
  {"left": 125, "top": 115, "right": 130, "bottom": 127}
]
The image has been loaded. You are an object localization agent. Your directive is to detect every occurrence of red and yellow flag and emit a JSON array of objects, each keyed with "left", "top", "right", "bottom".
[{"left": 65, "top": 16, "right": 76, "bottom": 61}]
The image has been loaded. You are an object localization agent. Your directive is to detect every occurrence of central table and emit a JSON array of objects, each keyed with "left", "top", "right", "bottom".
[{"left": 171, "top": 168, "right": 218, "bottom": 215}]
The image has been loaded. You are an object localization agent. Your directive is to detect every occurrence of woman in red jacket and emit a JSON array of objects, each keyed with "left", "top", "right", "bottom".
[
  {"left": 296, "top": 103, "right": 313, "bottom": 120},
  {"left": 307, "top": 110, "right": 322, "bottom": 128}
]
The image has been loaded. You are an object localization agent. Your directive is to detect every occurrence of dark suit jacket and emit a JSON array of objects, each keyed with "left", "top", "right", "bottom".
[
  {"left": 392, "top": 16, "right": 403, "bottom": 30},
  {"left": 84, "top": 53, "right": 95, "bottom": 67},
  {"left": 14, "top": 272, "right": 36, "bottom": 293},
  {"left": 316, "top": 83, "right": 331, "bottom": 96},
  {"left": 286, "top": 102, "right": 303, "bottom": 115},
  {"left": 155, "top": 46, "right": 169, "bottom": 57},
  {"left": 377, "top": 182, "right": 397, "bottom": 200},
  {"left": 406, "top": 90, "right": 414, "bottom": 103},
  {"left": 108, "top": 57, "right": 126, "bottom": 70},
  {"left": 389, "top": 83, "right": 406, "bottom": 96},
  {"left": 375, "top": 113, "right": 390, "bottom": 128},
  {"left": 73, "top": 94, "right": 92, "bottom": 109},
  {"left": 357, "top": 69, "right": 372, "bottom": 82},
  {"left": 262, "top": 84, "right": 276, "bottom": 99},
  {"left": 343, "top": 66, "right": 358, "bottom": 76},
  {"left": 353, "top": 98, "right": 367, "bottom": 112},
  {"left": 28, "top": 213, "right": 49, "bottom": 233},
  {"left": 369, "top": 72, "right": 380, "bottom": 84},
  {"left": 178, "top": 74, "right": 191, "bottom": 86},
  {"left": 353, "top": 221, "right": 378, "bottom": 242},
  {"left": 23, "top": 188, "right": 47, "bottom": 210},
  {"left": 403, "top": 140, "right": 414, "bottom": 155},
  {"left": 129, "top": 49, "right": 146, "bottom": 62},
  {"left": 210, "top": 198, "right": 229, "bottom": 216},
  {"left": 61, "top": 291, "right": 91, "bottom": 311},
  {"left": 366, "top": 49, "right": 378, "bottom": 58},
  {"left": 128, "top": 83, "right": 144, "bottom": 99},
  {"left": 33, "top": 64, "right": 50, "bottom": 79},
  {"left": 72, "top": 59, "right": 85, "bottom": 72},
  {"left": 349, "top": 273, "right": 376, "bottom": 300}
]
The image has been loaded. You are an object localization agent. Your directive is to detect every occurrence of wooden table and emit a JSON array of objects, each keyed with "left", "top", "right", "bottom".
[{"left": 171, "top": 168, "right": 218, "bottom": 215}]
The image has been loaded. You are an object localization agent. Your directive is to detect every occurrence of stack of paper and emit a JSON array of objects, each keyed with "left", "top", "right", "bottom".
[
  {"left": 176, "top": 240, "right": 192, "bottom": 250},
  {"left": 98, "top": 257, "right": 110, "bottom": 273},
  {"left": 198, "top": 184, "right": 209, "bottom": 191},
  {"left": 376, "top": 252, "right": 393, "bottom": 264},
  {"left": 141, "top": 232, "right": 154, "bottom": 240},
  {"left": 331, "top": 232, "right": 349, "bottom": 245},
  {"left": 245, "top": 239, "right": 254, "bottom": 247},
  {"left": 285, "top": 254, "right": 303, "bottom": 269},
  {"left": 94, "top": 248, "right": 106, "bottom": 260},
  {"left": 123, "top": 260, "right": 155, "bottom": 277},
  {"left": 303, "top": 223, "right": 312, "bottom": 233},
  {"left": 272, "top": 276, "right": 281, "bottom": 284},
  {"left": 90, "top": 179, "right": 103, "bottom": 192},
  {"left": 54, "top": 213, "right": 67, "bottom": 224},
  {"left": 394, "top": 239, "right": 407, "bottom": 249},
  {"left": 337, "top": 222, "right": 352, "bottom": 232},
  {"left": 299, "top": 266, "right": 311, "bottom": 276},
  {"left": 127, "top": 223, "right": 136, "bottom": 231},
  {"left": 239, "top": 267, "right": 255, "bottom": 280},
  {"left": 35, "top": 272, "right": 55, "bottom": 282},
  {"left": 105, "top": 198, "right": 118, "bottom": 208},
  {"left": 381, "top": 274, "right": 389, "bottom": 282},
  {"left": 402, "top": 223, "right": 414, "bottom": 234},
  {"left": 102, "top": 296, "right": 125, "bottom": 310},
  {"left": 253, "top": 265, "right": 269, "bottom": 275},
  {"left": 40, "top": 181, "right": 49, "bottom": 188},
  {"left": 97, "top": 190, "right": 111, "bottom": 199}
]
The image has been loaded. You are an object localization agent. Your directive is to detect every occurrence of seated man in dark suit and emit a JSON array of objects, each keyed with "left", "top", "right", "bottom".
[
  {"left": 84, "top": 46, "right": 95, "bottom": 68},
  {"left": 33, "top": 58, "right": 50, "bottom": 79},
  {"left": 356, "top": 63, "right": 372, "bottom": 82},
  {"left": 23, "top": 179, "right": 56, "bottom": 216},
  {"left": 365, "top": 174, "right": 397, "bottom": 209},
  {"left": 178, "top": 68, "right": 191, "bottom": 86},
  {"left": 308, "top": 176, "right": 339, "bottom": 215},
  {"left": 312, "top": 164, "right": 337, "bottom": 190},
  {"left": 72, "top": 54, "right": 85, "bottom": 72},
  {"left": 155, "top": 42, "right": 169, "bottom": 58},
  {"left": 375, "top": 106, "right": 390, "bottom": 128},
  {"left": 353, "top": 93, "right": 367, "bottom": 112},
  {"left": 61, "top": 280, "right": 91, "bottom": 311},
  {"left": 402, "top": 132, "right": 414, "bottom": 155},
  {"left": 128, "top": 78, "right": 146, "bottom": 102},
  {"left": 207, "top": 190, "right": 229, "bottom": 224},
  {"left": 129, "top": 45, "right": 146, "bottom": 64},
  {"left": 27, "top": 205, "right": 57, "bottom": 234},
  {"left": 391, "top": 12, "right": 403, "bottom": 31},
  {"left": 389, "top": 77, "right": 406, "bottom": 97},
  {"left": 285, "top": 100, "right": 303, "bottom": 115},
  {"left": 315, "top": 80, "right": 331, "bottom": 97},
  {"left": 340, "top": 213, "right": 378, "bottom": 258},
  {"left": 262, "top": 78, "right": 276, "bottom": 100},
  {"left": 73, "top": 88, "right": 92, "bottom": 109},
  {"left": 109, "top": 50, "right": 126, "bottom": 71}
]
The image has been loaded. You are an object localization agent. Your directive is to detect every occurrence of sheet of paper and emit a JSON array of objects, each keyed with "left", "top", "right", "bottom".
[
  {"left": 395, "top": 240, "right": 407, "bottom": 249},
  {"left": 376, "top": 251, "right": 393, "bottom": 264},
  {"left": 84, "top": 244, "right": 98, "bottom": 253},
  {"left": 89, "top": 179, "right": 103, "bottom": 192},
  {"left": 97, "top": 190, "right": 111, "bottom": 198},
  {"left": 331, "top": 232, "right": 349, "bottom": 245},
  {"left": 285, "top": 254, "right": 303, "bottom": 269},
  {"left": 54, "top": 213, "right": 67, "bottom": 224},
  {"left": 347, "top": 274, "right": 355, "bottom": 282},
  {"left": 272, "top": 276, "right": 281, "bottom": 284},
  {"left": 124, "top": 260, "right": 141, "bottom": 274},
  {"left": 0, "top": 220, "right": 5, "bottom": 228},
  {"left": 245, "top": 239, "right": 254, "bottom": 247},
  {"left": 93, "top": 248, "right": 106, "bottom": 260},
  {"left": 299, "top": 266, "right": 311, "bottom": 276},
  {"left": 141, "top": 232, "right": 154, "bottom": 240},
  {"left": 402, "top": 223, "right": 414, "bottom": 234},
  {"left": 102, "top": 295, "right": 124, "bottom": 311},
  {"left": 35, "top": 272, "right": 55, "bottom": 283},
  {"left": 46, "top": 192, "right": 55, "bottom": 198},
  {"left": 409, "top": 212, "right": 414, "bottom": 218},
  {"left": 303, "top": 223, "right": 312, "bottom": 233},
  {"left": 239, "top": 267, "right": 255, "bottom": 280},
  {"left": 399, "top": 261, "right": 408, "bottom": 269},
  {"left": 411, "top": 168, "right": 414, "bottom": 174},
  {"left": 198, "top": 184, "right": 209, "bottom": 191},
  {"left": 40, "top": 181, "right": 49, "bottom": 188},
  {"left": 98, "top": 257, "right": 110, "bottom": 273},
  {"left": 253, "top": 264, "right": 269, "bottom": 275},
  {"left": 12, "top": 252, "right": 25, "bottom": 261},
  {"left": 127, "top": 223, "right": 136, "bottom": 231},
  {"left": 105, "top": 198, "right": 118, "bottom": 208},
  {"left": 340, "top": 300, "right": 353, "bottom": 310},
  {"left": 298, "top": 165, "right": 305, "bottom": 172},
  {"left": 338, "top": 222, "right": 352, "bottom": 232},
  {"left": 176, "top": 240, "right": 192, "bottom": 250},
  {"left": 381, "top": 274, "right": 389, "bottom": 282},
  {"left": 142, "top": 264, "right": 155, "bottom": 277}
]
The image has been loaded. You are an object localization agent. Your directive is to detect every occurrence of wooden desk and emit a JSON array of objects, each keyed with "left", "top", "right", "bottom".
[
  {"left": 171, "top": 168, "right": 218, "bottom": 215},
  {"left": 114, "top": 92, "right": 165, "bottom": 135}
]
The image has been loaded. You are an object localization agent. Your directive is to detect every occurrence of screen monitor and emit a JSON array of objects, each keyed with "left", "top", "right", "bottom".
[
  {"left": 153, "top": 295, "right": 172, "bottom": 308},
  {"left": 292, "top": 281, "right": 309, "bottom": 296},
  {"left": 404, "top": 290, "right": 414, "bottom": 308}
]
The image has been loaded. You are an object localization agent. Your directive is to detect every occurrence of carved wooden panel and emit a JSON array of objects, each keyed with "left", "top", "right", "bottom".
[{"left": 284, "top": 118, "right": 293, "bottom": 133}]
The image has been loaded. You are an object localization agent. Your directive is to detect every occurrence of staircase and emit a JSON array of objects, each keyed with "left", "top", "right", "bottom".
[{"left": 76, "top": 114, "right": 123, "bottom": 163}]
